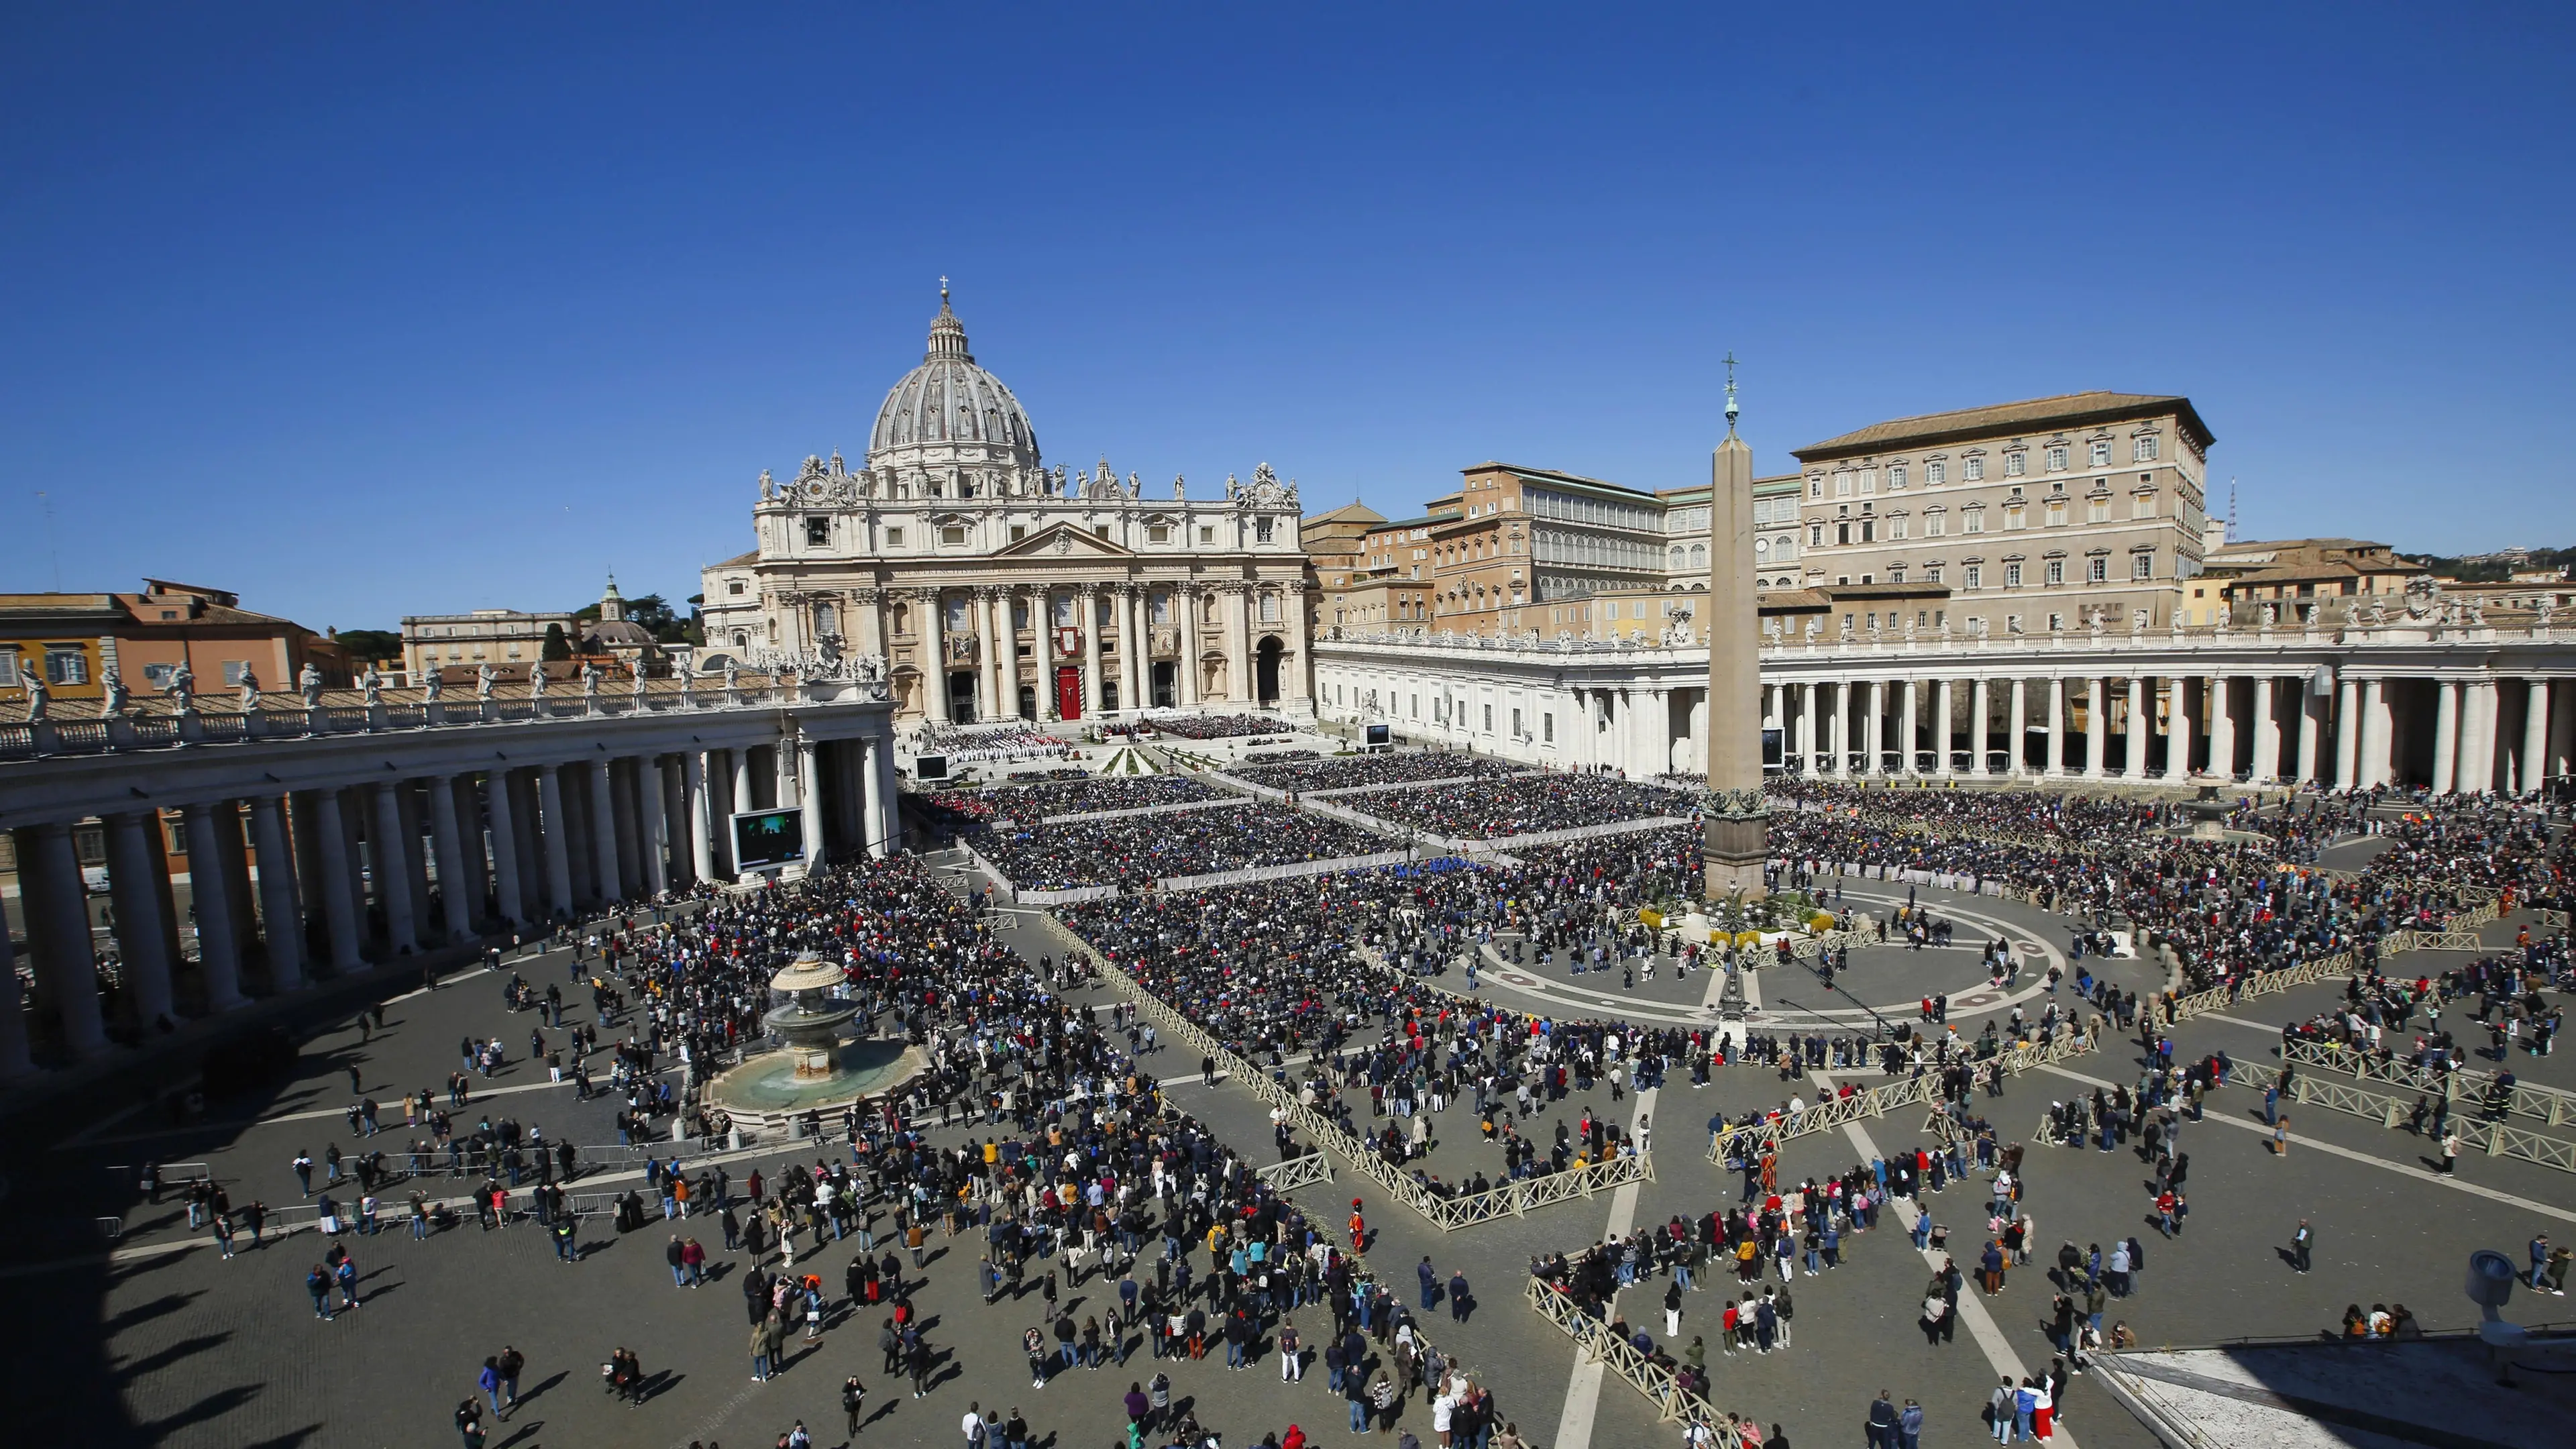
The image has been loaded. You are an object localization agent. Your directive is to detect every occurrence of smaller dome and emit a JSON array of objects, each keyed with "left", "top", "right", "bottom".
[{"left": 867, "top": 286, "right": 1041, "bottom": 472}]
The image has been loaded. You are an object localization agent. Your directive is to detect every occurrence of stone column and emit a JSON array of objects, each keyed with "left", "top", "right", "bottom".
[
  {"left": 1767, "top": 683, "right": 1786, "bottom": 738},
  {"left": 105, "top": 812, "right": 178, "bottom": 1022},
  {"left": 855, "top": 586, "right": 887, "bottom": 666},
  {"left": 2208, "top": 676, "right": 2237, "bottom": 782},
  {"left": 2357, "top": 679, "right": 2390, "bottom": 787},
  {"left": 2519, "top": 679, "right": 2551, "bottom": 796},
  {"left": 1898, "top": 678, "right": 1919, "bottom": 773},
  {"left": 2465, "top": 680, "right": 2500, "bottom": 794},
  {"left": 1857, "top": 680, "right": 1880, "bottom": 774},
  {"left": 1080, "top": 586, "right": 1106, "bottom": 717},
  {"left": 1970, "top": 677, "right": 1993, "bottom": 777},
  {"left": 422, "top": 774, "right": 472, "bottom": 941},
  {"left": 2045, "top": 677, "right": 2066, "bottom": 776},
  {"left": 794, "top": 735, "right": 826, "bottom": 867},
  {"left": 1179, "top": 586, "right": 1204, "bottom": 707},
  {"left": 587, "top": 759, "right": 623, "bottom": 902},
  {"left": 873, "top": 731, "right": 903, "bottom": 853},
  {"left": 638, "top": 757, "right": 671, "bottom": 894},
  {"left": 2168, "top": 677, "right": 2197, "bottom": 780},
  {"left": 537, "top": 765, "right": 577, "bottom": 914},
  {"left": 1829, "top": 682, "right": 1850, "bottom": 777},
  {"left": 22, "top": 823, "right": 108, "bottom": 1055},
  {"left": 1135, "top": 584, "right": 1157, "bottom": 711},
  {"left": 2002, "top": 676, "right": 2026, "bottom": 775},
  {"left": 1033, "top": 589, "right": 1059, "bottom": 721},
  {"left": 1111, "top": 584, "right": 1139, "bottom": 715},
  {"left": 1227, "top": 583, "right": 1254, "bottom": 704},
  {"left": 484, "top": 770, "right": 527, "bottom": 925},
  {"left": 2250, "top": 677, "right": 2280, "bottom": 783},
  {"left": 2334, "top": 678, "right": 2361, "bottom": 788},
  {"left": 246, "top": 796, "right": 306, "bottom": 989},
  {"left": 1935, "top": 678, "right": 1956, "bottom": 775},
  {"left": 307, "top": 790, "right": 366, "bottom": 967},
  {"left": 2084, "top": 676, "right": 2108, "bottom": 779},
  {"left": 362, "top": 786, "right": 416, "bottom": 953},
  {"left": 996, "top": 588, "right": 1022, "bottom": 720},
  {"left": 1797, "top": 682, "right": 1819, "bottom": 777},
  {"left": 2431, "top": 680, "right": 2460, "bottom": 794},
  {"left": 0, "top": 911, "right": 30, "bottom": 1077},
  {"left": 182, "top": 803, "right": 251, "bottom": 1008},
  {"left": 394, "top": 786, "right": 433, "bottom": 949},
  {"left": 2318, "top": 675, "right": 2339, "bottom": 778},
  {"left": 2124, "top": 676, "right": 2148, "bottom": 779},
  {"left": 923, "top": 589, "right": 952, "bottom": 723},
  {"left": 682, "top": 753, "right": 714, "bottom": 883}
]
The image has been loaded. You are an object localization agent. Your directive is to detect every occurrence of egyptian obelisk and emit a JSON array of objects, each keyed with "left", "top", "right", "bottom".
[{"left": 1703, "top": 360, "right": 1769, "bottom": 898}]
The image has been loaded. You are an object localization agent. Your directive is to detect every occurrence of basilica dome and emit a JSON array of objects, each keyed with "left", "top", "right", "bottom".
[{"left": 865, "top": 287, "right": 1041, "bottom": 475}]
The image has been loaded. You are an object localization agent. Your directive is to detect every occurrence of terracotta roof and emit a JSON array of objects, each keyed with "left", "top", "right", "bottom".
[
  {"left": 1794, "top": 392, "right": 2213, "bottom": 461},
  {"left": 711, "top": 550, "right": 759, "bottom": 568},
  {"left": 1302, "top": 500, "right": 1385, "bottom": 526}
]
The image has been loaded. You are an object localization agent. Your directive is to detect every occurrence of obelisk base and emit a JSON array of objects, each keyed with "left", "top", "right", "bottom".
[{"left": 1702, "top": 808, "right": 1769, "bottom": 900}]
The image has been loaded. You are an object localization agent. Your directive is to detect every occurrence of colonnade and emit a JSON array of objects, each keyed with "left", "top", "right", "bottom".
[
  {"left": 0, "top": 694, "right": 899, "bottom": 1077},
  {"left": 894, "top": 579, "right": 1301, "bottom": 725}
]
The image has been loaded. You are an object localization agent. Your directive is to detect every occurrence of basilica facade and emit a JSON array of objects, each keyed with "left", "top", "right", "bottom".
[{"left": 698, "top": 289, "right": 1312, "bottom": 727}]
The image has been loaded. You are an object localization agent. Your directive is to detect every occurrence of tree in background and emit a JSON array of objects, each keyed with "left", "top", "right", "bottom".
[
  {"left": 331, "top": 627, "right": 402, "bottom": 665},
  {"left": 540, "top": 622, "right": 574, "bottom": 661}
]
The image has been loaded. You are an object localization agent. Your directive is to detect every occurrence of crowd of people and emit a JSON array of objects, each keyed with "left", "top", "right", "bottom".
[
  {"left": 971, "top": 804, "right": 1392, "bottom": 892},
  {"left": 912, "top": 723, "right": 1079, "bottom": 768},
  {"left": 1232, "top": 751, "right": 1523, "bottom": 794},
  {"left": 1352, "top": 775, "right": 1690, "bottom": 841},
  {"left": 1143, "top": 713, "right": 1293, "bottom": 740},
  {"left": 969, "top": 773, "right": 1232, "bottom": 820}
]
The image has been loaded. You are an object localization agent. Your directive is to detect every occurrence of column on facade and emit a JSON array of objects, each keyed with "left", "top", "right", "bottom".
[
  {"left": 245, "top": 795, "right": 306, "bottom": 989},
  {"left": 1970, "top": 677, "right": 1992, "bottom": 777},
  {"left": 681, "top": 753, "right": 714, "bottom": 884},
  {"left": 2358, "top": 680, "right": 2391, "bottom": 787},
  {"left": 210, "top": 799, "right": 259, "bottom": 987},
  {"left": 796, "top": 736, "right": 827, "bottom": 867},
  {"left": 2430, "top": 679, "right": 2461, "bottom": 794},
  {"left": 421, "top": 773, "right": 472, "bottom": 941},
  {"left": 2007, "top": 677, "right": 2029, "bottom": 775},
  {"left": 856, "top": 587, "right": 888, "bottom": 668},
  {"left": 1032, "top": 589, "right": 1059, "bottom": 721},
  {"left": 1179, "top": 586, "right": 1204, "bottom": 707},
  {"left": 1799, "top": 682, "right": 1821, "bottom": 777},
  {"left": 1862, "top": 680, "right": 1884, "bottom": 775},
  {"left": 1890, "top": 680, "right": 1913, "bottom": 774},
  {"left": 305, "top": 790, "right": 366, "bottom": 967},
  {"left": 2466, "top": 680, "right": 2500, "bottom": 794},
  {"left": 638, "top": 757, "right": 671, "bottom": 894},
  {"left": 1111, "top": 584, "right": 1138, "bottom": 714},
  {"left": 1933, "top": 678, "right": 1955, "bottom": 775},
  {"left": 594, "top": 759, "right": 629, "bottom": 900},
  {"left": 105, "top": 811, "right": 178, "bottom": 1023},
  {"left": 2083, "top": 676, "right": 2108, "bottom": 779},
  {"left": 21, "top": 823, "right": 109, "bottom": 1055},
  {"left": 1228, "top": 583, "right": 1254, "bottom": 706},
  {"left": 2334, "top": 678, "right": 2361, "bottom": 788},
  {"left": 2121, "top": 676, "right": 2146, "bottom": 779},
  {"left": 396, "top": 784, "right": 433, "bottom": 950},
  {"left": 922, "top": 589, "right": 952, "bottom": 723},
  {"left": 180, "top": 803, "right": 251, "bottom": 1008},
  {"left": 861, "top": 737, "right": 889, "bottom": 859},
  {"left": 2249, "top": 677, "right": 2280, "bottom": 784},
  {"left": 971, "top": 588, "right": 999, "bottom": 722},
  {"left": 363, "top": 786, "right": 417, "bottom": 954},
  {"left": 1070, "top": 586, "right": 1099, "bottom": 716},
  {"left": 2298, "top": 678, "right": 2327, "bottom": 784},
  {"left": 537, "top": 765, "right": 578, "bottom": 914},
  {"left": 1826, "top": 682, "right": 1849, "bottom": 777},
  {"left": 2208, "top": 676, "right": 2237, "bottom": 782},
  {"left": 0, "top": 908, "right": 28, "bottom": 1077},
  {"left": 1139, "top": 585, "right": 1161, "bottom": 710},
  {"left": 2045, "top": 677, "right": 2066, "bottom": 777},
  {"left": 2167, "top": 677, "right": 2197, "bottom": 780},
  {"left": 484, "top": 769, "right": 527, "bottom": 925},
  {"left": 2519, "top": 679, "right": 2551, "bottom": 795},
  {"left": 1766, "top": 683, "right": 1785, "bottom": 740}
]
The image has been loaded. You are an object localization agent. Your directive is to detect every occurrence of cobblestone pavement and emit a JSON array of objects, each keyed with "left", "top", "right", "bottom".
[{"left": 6, "top": 872, "right": 2568, "bottom": 1449}]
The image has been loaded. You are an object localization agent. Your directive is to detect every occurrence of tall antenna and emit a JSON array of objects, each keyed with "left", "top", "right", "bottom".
[
  {"left": 2226, "top": 478, "right": 2239, "bottom": 543},
  {"left": 36, "top": 490, "right": 60, "bottom": 590}
]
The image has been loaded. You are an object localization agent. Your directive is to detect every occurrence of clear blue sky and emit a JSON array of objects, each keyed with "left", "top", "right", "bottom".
[{"left": 3, "top": 5, "right": 2569, "bottom": 634}]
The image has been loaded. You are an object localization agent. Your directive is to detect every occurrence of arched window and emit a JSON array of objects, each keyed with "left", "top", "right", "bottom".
[{"left": 1689, "top": 544, "right": 1707, "bottom": 569}]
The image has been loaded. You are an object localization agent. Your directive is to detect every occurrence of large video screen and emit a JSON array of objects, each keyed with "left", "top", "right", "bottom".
[{"left": 731, "top": 808, "right": 806, "bottom": 871}]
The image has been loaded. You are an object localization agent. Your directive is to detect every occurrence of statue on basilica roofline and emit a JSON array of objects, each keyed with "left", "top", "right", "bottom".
[
  {"left": 299, "top": 661, "right": 324, "bottom": 708},
  {"left": 103, "top": 672, "right": 127, "bottom": 718},
  {"left": 21, "top": 669, "right": 48, "bottom": 722},
  {"left": 580, "top": 659, "right": 602, "bottom": 697},
  {"left": 236, "top": 663, "right": 261, "bottom": 712},
  {"left": 168, "top": 661, "right": 197, "bottom": 711},
  {"left": 529, "top": 661, "right": 549, "bottom": 698},
  {"left": 358, "top": 665, "right": 380, "bottom": 706},
  {"left": 421, "top": 667, "right": 442, "bottom": 702},
  {"left": 476, "top": 663, "right": 498, "bottom": 700}
]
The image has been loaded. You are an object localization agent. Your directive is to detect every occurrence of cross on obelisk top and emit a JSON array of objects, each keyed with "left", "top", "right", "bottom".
[{"left": 1722, "top": 352, "right": 1741, "bottom": 434}]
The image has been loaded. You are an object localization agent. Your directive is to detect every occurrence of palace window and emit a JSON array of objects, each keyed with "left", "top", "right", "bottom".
[
  {"left": 1927, "top": 460, "right": 1946, "bottom": 486},
  {"left": 1927, "top": 565, "right": 1944, "bottom": 584},
  {"left": 2045, "top": 445, "right": 2069, "bottom": 472},
  {"left": 45, "top": 648, "right": 87, "bottom": 685},
  {"left": 1888, "top": 515, "right": 1909, "bottom": 540},
  {"left": 2004, "top": 561, "right": 2023, "bottom": 588},
  {"left": 1254, "top": 517, "right": 1275, "bottom": 543},
  {"left": 2005, "top": 452, "right": 2026, "bottom": 477},
  {"left": 727, "top": 579, "right": 747, "bottom": 596},
  {"left": 1963, "top": 564, "right": 1982, "bottom": 590},
  {"left": 2086, "top": 496, "right": 2109, "bottom": 523},
  {"left": 2090, "top": 439, "right": 2112, "bottom": 467},
  {"left": 940, "top": 525, "right": 968, "bottom": 546},
  {"left": 2132, "top": 491, "right": 2157, "bottom": 519},
  {"left": 1888, "top": 464, "right": 1908, "bottom": 489},
  {"left": 2133, "top": 553, "right": 2156, "bottom": 580},
  {"left": 2088, "top": 556, "right": 2109, "bottom": 582},
  {"left": 2045, "top": 500, "right": 2066, "bottom": 527},
  {"left": 2133, "top": 435, "right": 2160, "bottom": 462},
  {"left": 2045, "top": 559, "right": 2064, "bottom": 584}
]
